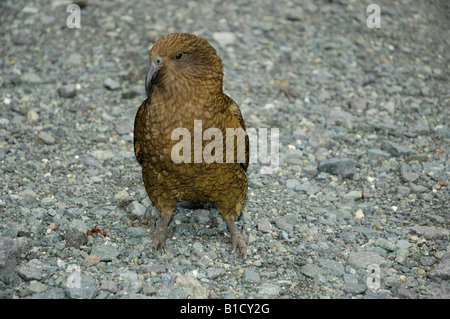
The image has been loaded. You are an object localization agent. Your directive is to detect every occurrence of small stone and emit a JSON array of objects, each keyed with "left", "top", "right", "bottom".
[
  {"left": 65, "top": 231, "right": 88, "bottom": 249},
  {"left": 428, "top": 253, "right": 450, "bottom": 280},
  {"left": 100, "top": 279, "right": 119, "bottom": 293},
  {"left": 104, "top": 78, "right": 121, "bottom": 90},
  {"left": 120, "top": 270, "right": 142, "bottom": 294},
  {"left": 207, "top": 267, "right": 224, "bottom": 280},
  {"left": 302, "top": 165, "right": 318, "bottom": 178},
  {"left": 26, "top": 281, "right": 47, "bottom": 295},
  {"left": 345, "top": 190, "right": 363, "bottom": 200},
  {"left": 395, "top": 249, "right": 409, "bottom": 265},
  {"left": 381, "top": 141, "right": 414, "bottom": 157},
  {"left": 342, "top": 282, "right": 367, "bottom": 295},
  {"left": 286, "top": 7, "right": 304, "bottom": 21},
  {"left": 375, "top": 238, "right": 396, "bottom": 251},
  {"left": 0, "top": 237, "right": 19, "bottom": 268},
  {"left": 126, "top": 201, "right": 147, "bottom": 219},
  {"left": 383, "top": 101, "right": 395, "bottom": 114},
  {"left": 243, "top": 269, "right": 261, "bottom": 284},
  {"left": 0, "top": 268, "right": 22, "bottom": 286},
  {"left": 368, "top": 149, "right": 390, "bottom": 161},
  {"left": 399, "top": 164, "right": 419, "bottom": 183},
  {"left": 192, "top": 209, "right": 211, "bottom": 224},
  {"left": 0, "top": 118, "right": 10, "bottom": 128},
  {"left": 286, "top": 178, "right": 301, "bottom": 189},
  {"left": 66, "top": 53, "right": 83, "bottom": 65},
  {"left": 114, "top": 190, "right": 129, "bottom": 201},
  {"left": 140, "top": 263, "right": 166, "bottom": 274},
  {"left": 66, "top": 274, "right": 99, "bottom": 299},
  {"left": 6, "top": 222, "right": 31, "bottom": 237},
  {"left": 90, "top": 150, "right": 115, "bottom": 161},
  {"left": 114, "top": 123, "right": 132, "bottom": 135},
  {"left": 37, "top": 131, "right": 56, "bottom": 145},
  {"left": 319, "top": 259, "right": 345, "bottom": 276},
  {"left": 300, "top": 263, "right": 325, "bottom": 278},
  {"left": 212, "top": 32, "right": 236, "bottom": 46},
  {"left": 58, "top": 84, "right": 77, "bottom": 98},
  {"left": 84, "top": 254, "right": 101, "bottom": 267},
  {"left": 407, "top": 117, "right": 430, "bottom": 136},
  {"left": 17, "top": 259, "right": 43, "bottom": 281},
  {"left": 21, "top": 73, "right": 42, "bottom": 84},
  {"left": 275, "top": 215, "right": 296, "bottom": 232},
  {"left": 409, "top": 184, "right": 428, "bottom": 194},
  {"left": 27, "top": 110, "right": 39, "bottom": 123},
  {"left": 175, "top": 274, "right": 208, "bottom": 299},
  {"left": 412, "top": 225, "right": 449, "bottom": 240},
  {"left": 348, "top": 251, "right": 386, "bottom": 268},
  {"left": 258, "top": 220, "right": 272, "bottom": 233},
  {"left": 91, "top": 245, "right": 119, "bottom": 262},
  {"left": 349, "top": 97, "right": 367, "bottom": 113},
  {"left": 420, "top": 256, "right": 437, "bottom": 266},
  {"left": 258, "top": 283, "right": 281, "bottom": 296},
  {"left": 353, "top": 209, "right": 364, "bottom": 219},
  {"left": 426, "top": 282, "right": 450, "bottom": 299},
  {"left": 318, "top": 158, "right": 355, "bottom": 178},
  {"left": 81, "top": 156, "right": 100, "bottom": 167},
  {"left": 396, "top": 287, "right": 418, "bottom": 299}
]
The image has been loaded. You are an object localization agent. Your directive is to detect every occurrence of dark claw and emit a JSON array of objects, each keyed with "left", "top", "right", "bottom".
[
  {"left": 150, "top": 224, "right": 168, "bottom": 254},
  {"left": 230, "top": 228, "right": 247, "bottom": 259}
]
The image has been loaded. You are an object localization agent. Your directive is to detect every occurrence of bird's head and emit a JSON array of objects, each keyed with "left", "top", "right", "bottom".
[{"left": 145, "top": 33, "right": 224, "bottom": 102}]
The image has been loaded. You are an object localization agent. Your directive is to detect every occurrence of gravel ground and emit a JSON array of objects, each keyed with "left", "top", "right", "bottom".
[{"left": 0, "top": 0, "right": 449, "bottom": 299}]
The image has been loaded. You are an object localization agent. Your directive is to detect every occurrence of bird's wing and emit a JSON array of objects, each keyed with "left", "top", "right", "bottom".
[
  {"left": 133, "top": 101, "right": 146, "bottom": 165},
  {"left": 227, "top": 99, "right": 249, "bottom": 172}
]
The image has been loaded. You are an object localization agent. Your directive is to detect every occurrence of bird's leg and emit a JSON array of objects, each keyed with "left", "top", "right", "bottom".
[
  {"left": 150, "top": 211, "right": 173, "bottom": 254},
  {"left": 223, "top": 215, "right": 247, "bottom": 259}
]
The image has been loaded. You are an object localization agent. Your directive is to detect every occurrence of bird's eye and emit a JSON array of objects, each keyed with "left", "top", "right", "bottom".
[{"left": 175, "top": 52, "right": 183, "bottom": 60}]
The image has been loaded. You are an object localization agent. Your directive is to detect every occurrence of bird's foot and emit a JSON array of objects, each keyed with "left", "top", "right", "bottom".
[
  {"left": 150, "top": 223, "right": 169, "bottom": 254},
  {"left": 230, "top": 228, "right": 247, "bottom": 259}
]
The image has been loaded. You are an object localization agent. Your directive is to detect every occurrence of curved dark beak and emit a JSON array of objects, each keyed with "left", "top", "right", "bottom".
[{"left": 145, "top": 62, "right": 160, "bottom": 101}]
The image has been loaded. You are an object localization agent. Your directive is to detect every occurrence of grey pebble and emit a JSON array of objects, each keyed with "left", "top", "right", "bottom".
[
  {"left": 126, "top": 201, "right": 147, "bottom": 219},
  {"left": 37, "top": 131, "right": 56, "bottom": 145},
  {"left": 0, "top": 237, "right": 20, "bottom": 268},
  {"left": 348, "top": 251, "right": 387, "bottom": 268},
  {"left": 412, "top": 225, "right": 449, "bottom": 240},
  {"left": 6, "top": 222, "right": 31, "bottom": 237},
  {"left": 258, "top": 283, "right": 281, "bottom": 296},
  {"left": 258, "top": 219, "right": 272, "bottom": 233},
  {"left": 104, "top": 78, "right": 121, "bottom": 90},
  {"left": 192, "top": 209, "right": 211, "bottom": 224},
  {"left": 17, "top": 259, "right": 43, "bottom": 281},
  {"left": 243, "top": 268, "right": 261, "bottom": 284},
  {"left": 318, "top": 158, "right": 355, "bottom": 178},
  {"left": 91, "top": 244, "right": 119, "bottom": 262},
  {"left": 275, "top": 215, "right": 296, "bottom": 232},
  {"left": 66, "top": 274, "right": 99, "bottom": 299},
  {"left": 428, "top": 253, "right": 450, "bottom": 280},
  {"left": 319, "top": 259, "right": 345, "bottom": 276},
  {"left": 65, "top": 231, "right": 88, "bottom": 249},
  {"left": 120, "top": 270, "right": 142, "bottom": 294},
  {"left": 0, "top": 268, "right": 22, "bottom": 286},
  {"left": 300, "top": 263, "right": 325, "bottom": 278},
  {"left": 58, "top": 84, "right": 77, "bottom": 98},
  {"left": 207, "top": 267, "right": 224, "bottom": 280},
  {"left": 381, "top": 141, "right": 414, "bottom": 157}
]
